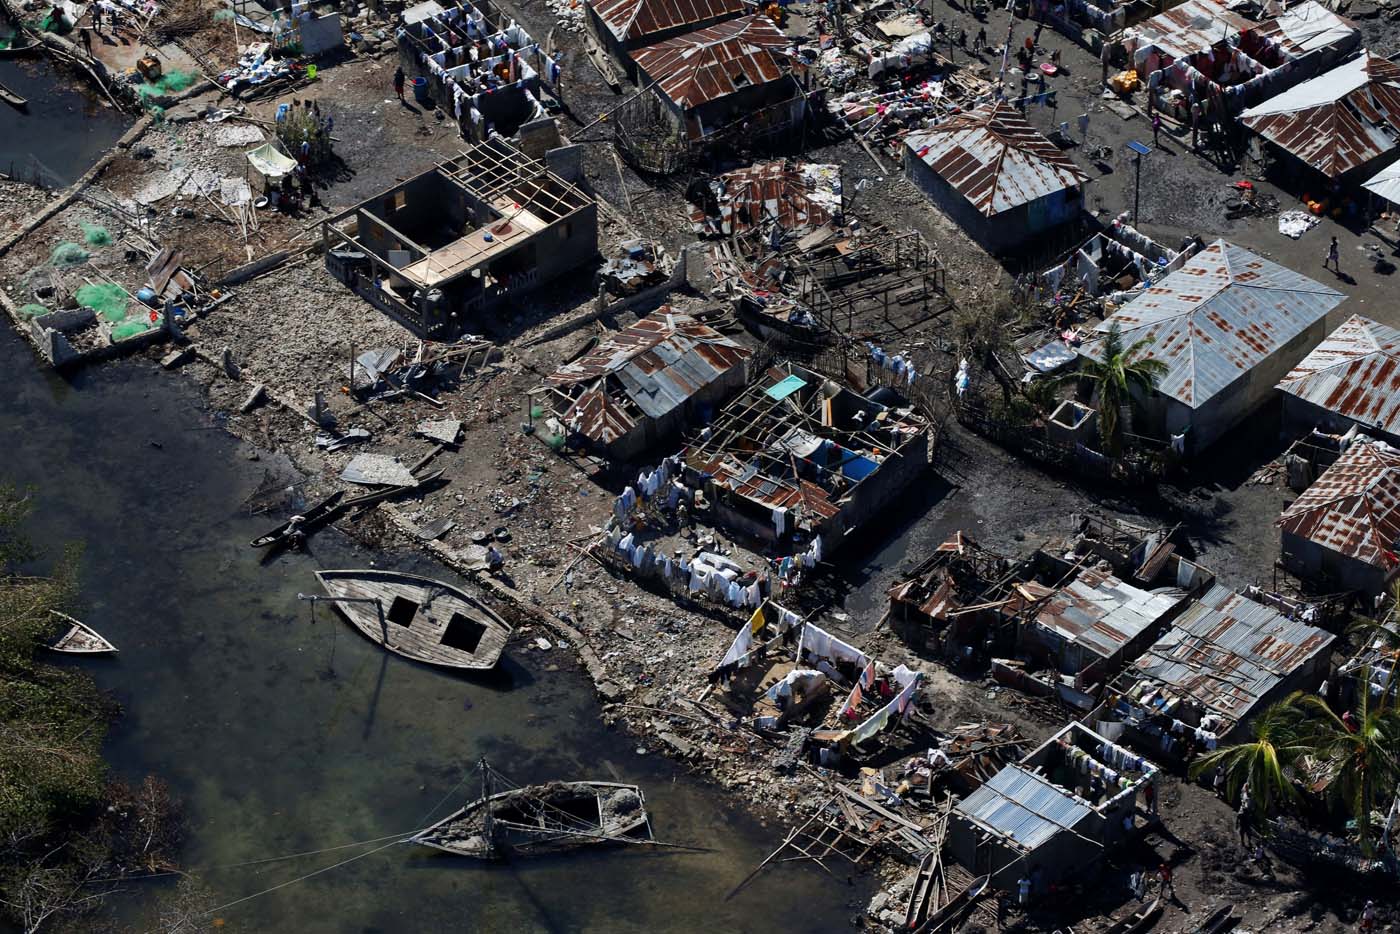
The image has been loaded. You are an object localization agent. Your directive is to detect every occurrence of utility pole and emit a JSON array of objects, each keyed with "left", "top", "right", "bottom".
[{"left": 1127, "top": 140, "right": 1151, "bottom": 222}]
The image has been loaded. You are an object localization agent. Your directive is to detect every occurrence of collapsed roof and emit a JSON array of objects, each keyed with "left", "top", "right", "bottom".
[{"left": 689, "top": 161, "right": 842, "bottom": 237}]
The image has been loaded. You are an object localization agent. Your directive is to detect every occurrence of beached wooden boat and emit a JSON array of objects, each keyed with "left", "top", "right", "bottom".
[
  {"left": 46, "top": 611, "right": 117, "bottom": 654},
  {"left": 0, "top": 80, "right": 26, "bottom": 109},
  {"left": 314, "top": 569, "right": 511, "bottom": 670},
  {"left": 1187, "top": 906, "right": 1232, "bottom": 934},
  {"left": 1103, "top": 897, "right": 1162, "bottom": 934},
  {"left": 412, "top": 759, "right": 653, "bottom": 859},
  {"left": 250, "top": 490, "right": 345, "bottom": 548},
  {"left": 915, "top": 873, "right": 989, "bottom": 934}
]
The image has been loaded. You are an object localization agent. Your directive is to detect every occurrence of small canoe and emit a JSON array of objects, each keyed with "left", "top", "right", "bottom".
[
  {"left": 250, "top": 490, "right": 345, "bottom": 548},
  {"left": 1188, "top": 906, "right": 1232, "bottom": 934},
  {"left": 1103, "top": 897, "right": 1162, "bottom": 934},
  {"left": 46, "top": 611, "right": 117, "bottom": 654},
  {"left": 915, "top": 874, "right": 989, "bottom": 934},
  {"left": 315, "top": 569, "right": 512, "bottom": 670},
  {"left": 412, "top": 779, "right": 652, "bottom": 859},
  {"left": 0, "top": 81, "right": 26, "bottom": 110}
]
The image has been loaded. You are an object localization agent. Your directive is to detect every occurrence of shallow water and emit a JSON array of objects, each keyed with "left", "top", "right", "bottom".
[
  {"left": 0, "top": 329, "right": 867, "bottom": 931},
  {"left": 0, "top": 55, "right": 131, "bottom": 185}
]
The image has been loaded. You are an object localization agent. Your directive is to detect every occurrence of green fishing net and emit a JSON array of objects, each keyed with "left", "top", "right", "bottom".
[
  {"left": 17, "top": 303, "right": 49, "bottom": 319},
  {"left": 137, "top": 69, "right": 197, "bottom": 100},
  {"left": 112, "top": 316, "right": 159, "bottom": 340},
  {"left": 50, "top": 242, "right": 90, "bottom": 267},
  {"left": 75, "top": 283, "right": 129, "bottom": 322},
  {"left": 81, "top": 224, "right": 112, "bottom": 246}
]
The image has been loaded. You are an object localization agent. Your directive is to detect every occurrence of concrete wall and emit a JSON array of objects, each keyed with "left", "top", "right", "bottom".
[{"left": 904, "top": 148, "right": 1083, "bottom": 254}]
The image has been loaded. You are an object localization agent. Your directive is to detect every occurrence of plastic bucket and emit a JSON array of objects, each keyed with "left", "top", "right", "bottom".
[{"left": 411, "top": 76, "right": 430, "bottom": 105}]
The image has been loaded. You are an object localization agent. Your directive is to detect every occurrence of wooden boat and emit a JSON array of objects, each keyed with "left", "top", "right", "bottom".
[
  {"left": 250, "top": 490, "right": 345, "bottom": 548},
  {"left": 341, "top": 469, "right": 444, "bottom": 513},
  {"left": 1103, "top": 897, "right": 1162, "bottom": 934},
  {"left": 412, "top": 759, "right": 653, "bottom": 859},
  {"left": 314, "top": 568, "right": 512, "bottom": 670},
  {"left": 1188, "top": 906, "right": 1232, "bottom": 934},
  {"left": 0, "top": 80, "right": 25, "bottom": 110},
  {"left": 46, "top": 611, "right": 117, "bottom": 654},
  {"left": 915, "top": 873, "right": 989, "bottom": 934}
]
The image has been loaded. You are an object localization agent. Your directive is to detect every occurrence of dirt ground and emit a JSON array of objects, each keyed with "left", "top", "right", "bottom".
[{"left": 7, "top": 0, "right": 1400, "bottom": 928}]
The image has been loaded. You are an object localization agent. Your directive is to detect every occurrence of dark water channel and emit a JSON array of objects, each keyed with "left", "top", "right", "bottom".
[
  {"left": 0, "top": 327, "right": 866, "bottom": 931},
  {"left": 0, "top": 55, "right": 131, "bottom": 185}
]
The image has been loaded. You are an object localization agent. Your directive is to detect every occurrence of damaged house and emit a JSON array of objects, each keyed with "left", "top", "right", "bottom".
[
  {"left": 322, "top": 139, "right": 597, "bottom": 339},
  {"left": 629, "top": 17, "right": 808, "bottom": 145},
  {"left": 1278, "top": 438, "right": 1400, "bottom": 596},
  {"left": 1081, "top": 239, "right": 1346, "bottom": 453},
  {"left": 1239, "top": 52, "right": 1400, "bottom": 182},
  {"left": 1277, "top": 314, "right": 1400, "bottom": 446},
  {"left": 946, "top": 722, "right": 1158, "bottom": 889},
  {"left": 903, "top": 101, "right": 1091, "bottom": 254},
  {"left": 585, "top": 0, "right": 744, "bottom": 65},
  {"left": 687, "top": 362, "right": 931, "bottom": 552},
  {"left": 539, "top": 308, "right": 752, "bottom": 460},
  {"left": 1095, "top": 584, "right": 1335, "bottom": 756},
  {"left": 1122, "top": 0, "right": 1358, "bottom": 117}
]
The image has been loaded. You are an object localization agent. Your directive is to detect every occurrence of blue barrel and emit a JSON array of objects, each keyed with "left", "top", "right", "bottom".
[{"left": 411, "top": 76, "right": 431, "bottom": 105}]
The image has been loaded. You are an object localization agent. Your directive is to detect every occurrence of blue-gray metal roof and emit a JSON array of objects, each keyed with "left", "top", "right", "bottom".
[
  {"left": 954, "top": 764, "right": 1095, "bottom": 851},
  {"left": 1084, "top": 240, "right": 1346, "bottom": 409}
]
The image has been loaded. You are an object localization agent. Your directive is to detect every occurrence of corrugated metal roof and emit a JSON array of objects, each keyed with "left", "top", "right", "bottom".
[
  {"left": 954, "top": 765, "right": 1095, "bottom": 852},
  {"left": 1277, "top": 314, "right": 1400, "bottom": 436},
  {"left": 1251, "top": 1, "right": 1358, "bottom": 57},
  {"left": 1123, "top": 0, "right": 1251, "bottom": 61},
  {"left": 633, "top": 17, "right": 791, "bottom": 110},
  {"left": 1084, "top": 240, "right": 1346, "bottom": 409},
  {"left": 1278, "top": 439, "right": 1400, "bottom": 569},
  {"left": 1239, "top": 53, "right": 1400, "bottom": 178},
  {"left": 587, "top": 0, "right": 744, "bottom": 44},
  {"left": 689, "top": 161, "right": 841, "bottom": 236},
  {"left": 905, "top": 101, "right": 1090, "bottom": 217},
  {"left": 1130, "top": 584, "right": 1335, "bottom": 726},
  {"left": 547, "top": 309, "right": 750, "bottom": 445},
  {"left": 1034, "top": 568, "right": 1183, "bottom": 662}
]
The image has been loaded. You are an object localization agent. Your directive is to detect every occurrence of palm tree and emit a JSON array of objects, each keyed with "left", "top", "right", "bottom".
[
  {"left": 1069, "top": 321, "right": 1169, "bottom": 456},
  {"left": 1291, "top": 688, "right": 1400, "bottom": 854},
  {"left": 1189, "top": 702, "right": 1311, "bottom": 819}
]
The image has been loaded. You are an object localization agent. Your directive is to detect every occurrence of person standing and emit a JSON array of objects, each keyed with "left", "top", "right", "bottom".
[
  {"left": 975, "top": 26, "right": 987, "bottom": 53},
  {"left": 1157, "top": 863, "right": 1175, "bottom": 899},
  {"left": 1017, "top": 874, "right": 1031, "bottom": 908},
  {"left": 1325, "top": 236, "right": 1341, "bottom": 273},
  {"left": 1213, "top": 765, "right": 1226, "bottom": 799},
  {"left": 1360, "top": 899, "right": 1377, "bottom": 931},
  {"left": 1144, "top": 782, "right": 1158, "bottom": 818},
  {"left": 393, "top": 66, "right": 406, "bottom": 102},
  {"left": 1152, "top": 112, "right": 1162, "bottom": 146}
]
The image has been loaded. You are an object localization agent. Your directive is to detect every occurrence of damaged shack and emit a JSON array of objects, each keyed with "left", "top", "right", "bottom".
[
  {"left": 1095, "top": 584, "right": 1335, "bottom": 756},
  {"left": 586, "top": 0, "right": 744, "bottom": 64},
  {"left": 946, "top": 722, "right": 1158, "bottom": 889},
  {"left": 687, "top": 362, "right": 931, "bottom": 552},
  {"left": 538, "top": 308, "right": 752, "bottom": 460},
  {"left": 1277, "top": 314, "right": 1400, "bottom": 446},
  {"left": 903, "top": 101, "right": 1090, "bottom": 255},
  {"left": 322, "top": 138, "right": 597, "bottom": 339},
  {"left": 1277, "top": 438, "right": 1400, "bottom": 597}
]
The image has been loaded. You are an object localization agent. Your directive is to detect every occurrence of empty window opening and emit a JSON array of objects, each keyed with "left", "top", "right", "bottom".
[
  {"left": 387, "top": 596, "right": 419, "bottom": 627},
  {"left": 441, "top": 612, "right": 488, "bottom": 653}
]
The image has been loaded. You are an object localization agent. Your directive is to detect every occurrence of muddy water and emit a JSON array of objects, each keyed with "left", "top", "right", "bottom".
[
  {"left": 0, "top": 328, "right": 866, "bottom": 932},
  {"left": 0, "top": 56, "right": 131, "bottom": 185}
]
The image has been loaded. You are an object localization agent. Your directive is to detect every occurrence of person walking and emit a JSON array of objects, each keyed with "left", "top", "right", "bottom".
[
  {"left": 1144, "top": 782, "right": 1158, "bottom": 818},
  {"left": 1152, "top": 112, "right": 1162, "bottom": 146},
  {"left": 393, "top": 66, "right": 406, "bottom": 102},
  {"left": 1157, "top": 863, "right": 1176, "bottom": 900},
  {"left": 1213, "top": 765, "right": 1226, "bottom": 799},
  {"left": 1325, "top": 236, "right": 1341, "bottom": 273}
]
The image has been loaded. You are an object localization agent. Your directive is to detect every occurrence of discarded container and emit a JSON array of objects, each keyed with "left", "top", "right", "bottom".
[
  {"left": 136, "top": 287, "right": 158, "bottom": 306},
  {"left": 411, "top": 76, "right": 430, "bottom": 105}
]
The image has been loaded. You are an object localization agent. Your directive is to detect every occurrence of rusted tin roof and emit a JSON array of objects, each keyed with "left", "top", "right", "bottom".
[
  {"left": 689, "top": 161, "right": 841, "bottom": 236},
  {"left": 1085, "top": 240, "right": 1346, "bottom": 409},
  {"left": 1123, "top": 0, "right": 1251, "bottom": 61},
  {"left": 1130, "top": 584, "right": 1335, "bottom": 727},
  {"left": 904, "top": 101, "right": 1090, "bottom": 217},
  {"left": 633, "top": 17, "right": 791, "bottom": 110},
  {"left": 1277, "top": 314, "right": 1400, "bottom": 436},
  {"left": 547, "top": 308, "right": 751, "bottom": 445},
  {"left": 1278, "top": 440, "right": 1400, "bottom": 569},
  {"left": 588, "top": 0, "right": 745, "bottom": 45},
  {"left": 1239, "top": 53, "right": 1400, "bottom": 178},
  {"left": 1033, "top": 568, "right": 1185, "bottom": 664}
]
